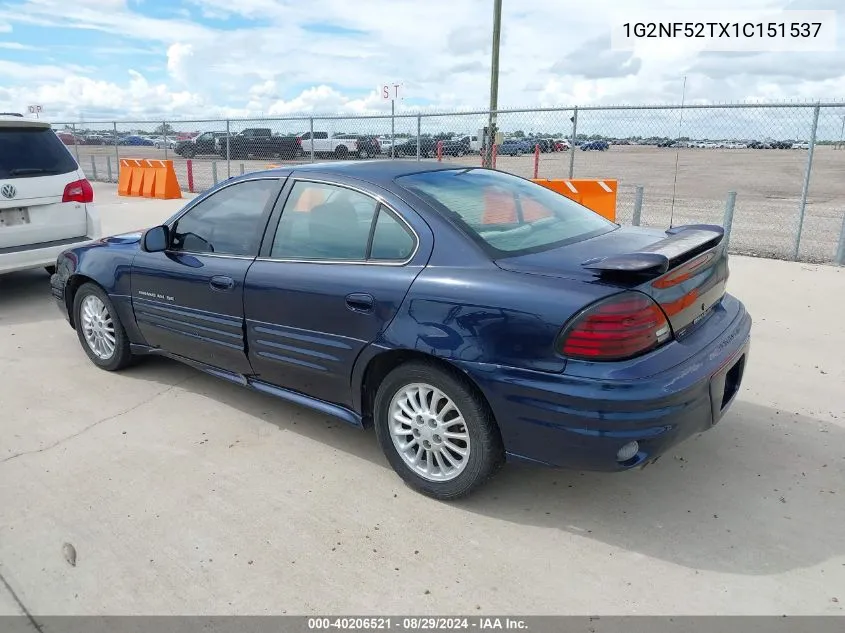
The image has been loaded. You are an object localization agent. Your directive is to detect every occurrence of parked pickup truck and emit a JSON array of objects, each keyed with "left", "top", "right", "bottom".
[
  {"left": 221, "top": 128, "right": 302, "bottom": 160},
  {"left": 296, "top": 132, "right": 380, "bottom": 159}
]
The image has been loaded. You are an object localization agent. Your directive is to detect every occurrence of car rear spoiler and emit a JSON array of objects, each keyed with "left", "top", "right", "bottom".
[{"left": 581, "top": 224, "right": 725, "bottom": 276}]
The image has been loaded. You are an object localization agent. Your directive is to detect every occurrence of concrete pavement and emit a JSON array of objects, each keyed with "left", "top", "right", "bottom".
[{"left": 0, "top": 184, "right": 843, "bottom": 615}]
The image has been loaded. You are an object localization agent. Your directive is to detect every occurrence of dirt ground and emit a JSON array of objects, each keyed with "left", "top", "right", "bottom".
[{"left": 71, "top": 144, "right": 845, "bottom": 263}]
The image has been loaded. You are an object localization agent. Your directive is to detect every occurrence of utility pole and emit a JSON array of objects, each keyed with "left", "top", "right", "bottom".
[{"left": 483, "top": 0, "right": 502, "bottom": 168}]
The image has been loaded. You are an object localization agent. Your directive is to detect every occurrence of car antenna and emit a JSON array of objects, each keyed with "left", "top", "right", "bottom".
[{"left": 668, "top": 75, "right": 687, "bottom": 229}]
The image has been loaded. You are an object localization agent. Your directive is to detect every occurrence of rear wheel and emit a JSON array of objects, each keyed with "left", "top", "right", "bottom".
[
  {"left": 358, "top": 148, "right": 370, "bottom": 159},
  {"left": 335, "top": 145, "right": 349, "bottom": 159},
  {"left": 374, "top": 361, "right": 504, "bottom": 500},
  {"left": 73, "top": 283, "right": 134, "bottom": 371}
]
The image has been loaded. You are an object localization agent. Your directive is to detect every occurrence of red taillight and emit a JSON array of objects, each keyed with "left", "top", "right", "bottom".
[
  {"left": 557, "top": 292, "right": 672, "bottom": 361},
  {"left": 62, "top": 178, "right": 94, "bottom": 203},
  {"left": 297, "top": 137, "right": 302, "bottom": 146}
]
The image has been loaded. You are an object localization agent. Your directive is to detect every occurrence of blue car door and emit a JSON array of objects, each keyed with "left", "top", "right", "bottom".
[
  {"left": 131, "top": 176, "right": 284, "bottom": 375},
  {"left": 243, "top": 176, "right": 433, "bottom": 409}
]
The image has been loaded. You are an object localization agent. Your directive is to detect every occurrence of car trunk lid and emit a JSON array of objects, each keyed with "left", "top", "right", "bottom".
[{"left": 495, "top": 224, "right": 729, "bottom": 337}]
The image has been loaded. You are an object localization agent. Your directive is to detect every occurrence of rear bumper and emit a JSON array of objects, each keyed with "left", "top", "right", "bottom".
[
  {"left": 0, "top": 236, "right": 95, "bottom": 275},
  {"left": 456, "top": 296, "right": 752, "bottom": 470}
]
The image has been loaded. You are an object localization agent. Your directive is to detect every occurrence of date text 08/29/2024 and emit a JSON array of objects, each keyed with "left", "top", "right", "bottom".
[{"left": 50, "top": 161, "right": 751, "bottom": 500}]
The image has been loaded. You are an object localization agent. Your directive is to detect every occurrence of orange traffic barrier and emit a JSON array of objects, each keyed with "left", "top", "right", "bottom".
[
  {"left": 117, "top": 159, "right": 134, "bottom": 196},
  {"left": 531, "top": 178, "right": 617, "bottom": 221},
  {"left": 117, "top": 159, "right": 182, "bottom": 200}
]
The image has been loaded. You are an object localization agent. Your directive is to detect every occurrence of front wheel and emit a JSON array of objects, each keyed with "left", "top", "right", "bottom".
[
  {"left": 335, "top": 145, "right": 349, "bottom": 159},
  {"left": 73, "top": 282, "right": 135, "bottom": 371},
  {"left": 374, "top": 361, "right": 504, "bottom": 500}
]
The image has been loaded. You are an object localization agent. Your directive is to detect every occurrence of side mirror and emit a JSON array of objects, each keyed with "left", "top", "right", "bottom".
[{"left": 142, "top": 225, "right": 169, "bottom": 252}]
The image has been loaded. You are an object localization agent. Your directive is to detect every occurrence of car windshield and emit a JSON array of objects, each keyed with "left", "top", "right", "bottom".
[
  {"left": 0, "top": 127, "right": 78, "bottom": 179},
  {"left": 397, "top": 168, "right": 615, "bottom": 256}
]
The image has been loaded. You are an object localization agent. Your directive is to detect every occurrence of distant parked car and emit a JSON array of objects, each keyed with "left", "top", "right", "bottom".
[
  {"left": 118, "top": 135, "right": 154, "bottom": 147},
  {"left": 581, "top": 140, "right": 609, "bottom": 151},
  {"left": 149, "top": 136, "right": 176, "bottom": 150},
  {"left": 438, "top": 136, "right": 473, "bottom": 157},
  {"left": 498, "top": 139, "right": 533, "bottom": 156},
  {"left": 791, "top": 142, "right": 810, "bottom": 150},
  {"left": 394, "top": 137, "right": 438, "bottom": 158},
  {"left": 55, "top": 132, "right": 76, "bottom": 146},
  {"left": 554, "top": 139, "right": 571, "bottom": 151},
  {"left": 174, "top": 131, "right": 228, "bottom": 158}
]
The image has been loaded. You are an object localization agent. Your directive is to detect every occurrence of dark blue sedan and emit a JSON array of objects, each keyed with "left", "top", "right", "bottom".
[{"left": 50, "top": 161, "right": 751, "bottom": 499}]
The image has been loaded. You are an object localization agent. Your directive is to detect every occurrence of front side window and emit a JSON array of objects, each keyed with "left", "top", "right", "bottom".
[
  {"left": 397, "top": 168, "right": 615, "bottom": 257},
  {"left": 170, "top": 179, "right": 279, "bottom": 257},
  {"left": 270, "top": 181, "right": 416, "bottom": 262}
]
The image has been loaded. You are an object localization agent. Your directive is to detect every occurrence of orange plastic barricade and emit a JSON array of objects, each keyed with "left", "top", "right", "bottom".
[
  {"left": 117, "top": 159, "right": 134, "bottom": 196},
  {"left": 118, "top": 159, "right": 182, "bottom": 199},
  {"left": 150, "top": 159, "right": 182, "bottom": 200},
  {"left": 531, "top": 178, "right": 617, "bottom": 221},
  {"left": 141, "top": 160, "right": 157, "bottom": 198},
  {"left": 128, "top": 159, "right": 146, "bottom": 197}
]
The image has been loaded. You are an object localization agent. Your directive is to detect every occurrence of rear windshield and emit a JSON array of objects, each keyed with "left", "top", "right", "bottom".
[
  {"left": 397, "top": 168, "right": 615, "bottom": 256},
  {"left": 0, "top": 127, "right": 78, "bottom": 179}
]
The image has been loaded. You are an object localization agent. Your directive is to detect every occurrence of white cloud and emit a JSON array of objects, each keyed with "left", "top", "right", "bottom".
[
  {"left": 0, "top": 42, "right": 35, "bottom": 50},
  {"left": 0, "top": 0, "right": 842, "bottom": 124}
]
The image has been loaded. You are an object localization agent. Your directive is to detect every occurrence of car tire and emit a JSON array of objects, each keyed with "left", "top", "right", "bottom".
[
  {"left": 457, "top": 149, "right": 465, "bottom": 157},
  {"left": 425, "top": 149, "right": 435, "bottom": 158},
  {"left": 373, "top": 360, "right": 505, "bottom": 500},
  {"left": 335, "top": 145, "right": 349, "bottom": 159},
  {"left": 73, "top": 282, "right": 135, "bottom": 372},
  {"left": 358, "top": 148, "right": 370, "bottom": 159},
  {"left": 183, "top": 147, "right": 196, "bottom": 158}
]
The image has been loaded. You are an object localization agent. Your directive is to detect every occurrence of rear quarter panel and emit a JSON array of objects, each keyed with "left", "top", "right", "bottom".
[{"left": 381, "top": 264, "right": 622, "bottom": 373}]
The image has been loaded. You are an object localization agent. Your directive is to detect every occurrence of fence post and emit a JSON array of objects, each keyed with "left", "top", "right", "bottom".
[
  {"left": 113, "top": 121, "right": 120, "bottom": 169},
  {"left": 533, "top": 143, "right": 540, "bottom": 178},
  {"left": 723, "top": 191, "right": 737, "bottom": 247},
  {"left": 391, "top": 99, "right": 396, "bottom": 159},
  {"left": 187, "top": 160, "right": 195, "bottom": 193},
  {"left": 212, "top": 161, "right": 218, "bottom": 185},
  {"left": 792, "top": 103, "right": 820, "bottom": 261},
  {"left": 568, "top": 107, "right": 578, "bottom": 178},
  {"left": 90, "top": 155, "right": 98, "bottom": 182},
  {"left": 632, "top": 185, "right": 644, "bottom": 226},
  {"left": 163, "top": 121, "right": 168, "bottom": 160},
  {"left": 225, "top": 119, "right": 231, "bottom": 179},
  {"left": 71, "top": 123, "right": 80, "bottom": 163},
  {"left": 793, "top": 103, "right": 820, "bottom": 260},
  {"left": 416, "top": 115, "right": 421, "bottom": 161},
  {"left": 834, "top": 212, "right": 845, "bottom": 266},
  {"left": 309, "top": 117, "right": 315, "bottom": 162},
  {"left": 240, "top": 163, "right": 245, "bottom": 176},
  {"left": 106, "top": 156, "right": 113, "bottom": 183}
]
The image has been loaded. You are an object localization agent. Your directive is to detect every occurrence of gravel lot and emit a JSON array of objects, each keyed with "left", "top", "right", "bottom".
[
  {"left": 0, "top": 185, "right": 843, "bottom": 616},
  {"left": 71, "top": 144, "right": 845, "bottom": 264}
]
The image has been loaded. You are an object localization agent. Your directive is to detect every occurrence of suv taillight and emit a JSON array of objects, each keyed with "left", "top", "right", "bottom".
[
  {"left": 557, "top": 292, "right": 672, "bottom": 361},
  {"left": 62, "top": 178, "right": 94, "bottom": 203}
]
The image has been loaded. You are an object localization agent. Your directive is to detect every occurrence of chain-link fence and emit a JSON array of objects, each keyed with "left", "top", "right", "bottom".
[{"left": 53, "top": 101, "right": 845, "bottom": 264}]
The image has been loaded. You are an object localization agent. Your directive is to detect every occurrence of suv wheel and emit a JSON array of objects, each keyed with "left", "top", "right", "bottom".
[
  {"left": 373, "top": 361, "right": 504, "bottom": 500},
  {"left": 335, "top": 145, "right": 349, "bottom": 159}
]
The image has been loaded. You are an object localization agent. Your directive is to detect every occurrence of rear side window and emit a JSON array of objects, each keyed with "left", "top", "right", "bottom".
[
  {"left": 0, "top": 127, "right": 78, "bottom": 179},
  {"left": 397, "top": 168, "right": 614, "bottom": 257}
]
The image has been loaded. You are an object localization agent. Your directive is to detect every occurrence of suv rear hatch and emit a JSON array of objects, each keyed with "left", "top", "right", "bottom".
[
  {"left": 0, "top": 119, "right": 90, "bottom": 250},
  {"left": 496, "top": 224, "right": 729, "bottom": 338}
]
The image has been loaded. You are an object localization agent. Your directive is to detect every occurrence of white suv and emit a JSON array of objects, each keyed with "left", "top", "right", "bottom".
[{"left": 0, "top": 114, "right": 101, "bottom": 275}]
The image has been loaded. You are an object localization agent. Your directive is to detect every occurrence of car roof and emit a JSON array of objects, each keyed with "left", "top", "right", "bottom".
[
  {"left": 0, "top": 115, "right": 50, "bottom": 129},
  {"left": 261, "top": 159, "right": 471, "bottom": 183}
]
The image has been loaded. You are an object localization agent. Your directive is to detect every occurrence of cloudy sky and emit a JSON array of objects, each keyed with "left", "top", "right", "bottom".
[{"left": 0, "top": 0, "right": 843, "bottom": 127}]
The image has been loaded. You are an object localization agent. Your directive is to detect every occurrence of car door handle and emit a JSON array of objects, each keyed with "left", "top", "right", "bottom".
[
  {"left": 346, "top": 293, "right": 374, "bottom": 313},
  {"left": 209, "top": 275, "right": 235, "bottom": 291}
]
